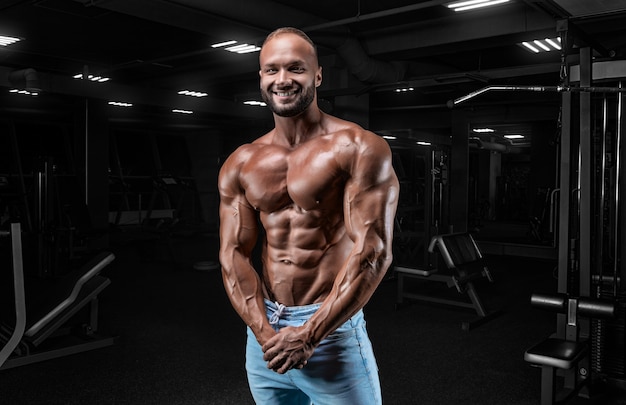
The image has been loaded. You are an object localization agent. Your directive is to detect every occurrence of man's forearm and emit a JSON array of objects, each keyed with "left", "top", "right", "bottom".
[
  {"left": 221, "top": 255, "right": 276, "bottom": 345},
  {"left": 299, "top": 249, "right": 391, "bottom": 346}
]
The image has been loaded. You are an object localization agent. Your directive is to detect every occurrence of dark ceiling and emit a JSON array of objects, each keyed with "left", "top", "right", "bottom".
[{"left": 0, "top": 0, "right": 625, "bottom": 132}]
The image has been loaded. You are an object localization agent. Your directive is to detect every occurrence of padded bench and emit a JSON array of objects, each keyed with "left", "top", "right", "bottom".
[
  {"left": 395, "top": 232, "right": 499, "bottom": 330},
  {"left": 523, "top": 293, "right": 616, "bottom": 405}
]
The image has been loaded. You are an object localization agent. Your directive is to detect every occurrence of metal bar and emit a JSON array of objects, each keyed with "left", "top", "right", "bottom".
[
  {"left": 448, "top": 84, "right": 626, "bottom": 107},
  {"left": 596, "top": 94, "right": 608, "bottom": 287},
  {"left": 616, "top": 82, "right": 624, "bottom": 295},
  {"left": 579, "top": 47, "right": 592, "bottom": 303},
  {"left": 557, "top": 90, "right": 573, "bottom": 338},
  {"left": 0, "top": 223, "right": 26, "bottom": 368}
]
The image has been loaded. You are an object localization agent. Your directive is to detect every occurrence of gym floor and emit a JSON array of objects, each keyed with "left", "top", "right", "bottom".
[{"left": 1, "top": 233, "right": 625, "bottom": 405}]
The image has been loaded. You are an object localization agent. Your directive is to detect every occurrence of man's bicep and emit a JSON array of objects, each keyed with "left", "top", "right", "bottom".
[
  {"left": 344, "top": 147, "right": 399, "bottom": 244},
  {"left": 219, "top": 193, "right": 258, "bottom": 256},
  {"left": 218, "top": 158, "right": 259, "bottom": 256}
]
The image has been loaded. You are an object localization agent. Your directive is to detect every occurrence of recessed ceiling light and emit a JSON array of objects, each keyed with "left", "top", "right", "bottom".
[
  {"left": 172, "top": 109, "right": 193, "bottom": 114},
  {"left": 9, "top": 88, "right": 37, "bottom": 96},
  {"left": 211, "top": 40, "right": 238, "bottom": 48},
  {"left": 417, "top": 141, "right": 431, "bottom": 146},
  {"left": 108, "top": 101, "right": 132, "bottom": 107},
  {"left": 394, "top": 87, "right": 414, "bottom": 93},
  {"left": 225, "top": 44, "right": 261, "bottom": 54},
  {"left": 473, "top": 128, "right": 495, "bottom": 133},
  {"left": 519, "top": 37, "right": 561, "bottom": 53},
  {"left": 447, "top": 0, "right": 509, "bottom": 12},
  {"left": 73, "top": 73, "right": 110, "bottom": 82},
  {"left": 212, "top": 39, "right": 260, "bottom": 54},
  {"left": 504, "top": 134, "right": 524, "bottom": 139},
  {"left": 243, "top": 100, "right": 266, "bottom": 107},
  {"left": 382, "top": 135, "right": 397, "bottom": 140},
  {"left": 0, "top": 35, "right": 20, "bottom": 46},
  {"left": 178, "top": 90, "right": 208, "bottom": 97}
]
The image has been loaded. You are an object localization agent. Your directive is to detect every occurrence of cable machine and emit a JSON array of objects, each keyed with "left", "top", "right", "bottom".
[{"left": 446, "top": 18, "right": 626, "bottom": 402}]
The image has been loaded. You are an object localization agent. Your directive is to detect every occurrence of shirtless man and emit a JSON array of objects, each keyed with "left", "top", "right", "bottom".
[{"left": 218, "top": 27, "right": 399, "bottom": 405}]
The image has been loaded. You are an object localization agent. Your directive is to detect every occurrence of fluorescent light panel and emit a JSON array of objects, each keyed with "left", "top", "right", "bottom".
[
  {"left": 73, "top": 73, "right": 110, "bottom": 82},
  {"left": 504, "top": 134, "right": 524, "bottom": 139},
  {"left": 447, "top": 0, "right": 509, "bottom": 12},
  {"left": 108, "top": 101, "right": 132, "bottom": 107},
  {"left": 243, "top": 100, "right": 266, "bottom": 107},
  {"left": 178, "top": 90, "right": 208, "bottom": 97},
  {"left": 473, "top": 128, "right": 495, "bottom": 133},
  {"left": 519, "top": 37, "right": 561, "bottom": 53},
  {"left": 212, "top": 39, "right": 261, "bottom": 54},
  {"left": 0, "top": 35, "right": 20, "bottom": 46},
  {"left": 211, "top": 40, "right": 237, "bottom": 48},
  {"left": 9, "top": 88, "right": 37, "bottom": 96},
  {"left": 172, "top": 109, "right": 193, "bottom": 114}
]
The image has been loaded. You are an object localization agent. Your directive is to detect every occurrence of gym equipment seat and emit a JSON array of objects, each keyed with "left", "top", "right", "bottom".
[
  {"left": 395, "top": 232, "right": 500, "bottom": 330},
  {"left": 524, "top": 293, "right": 616, "bottom": 405}
]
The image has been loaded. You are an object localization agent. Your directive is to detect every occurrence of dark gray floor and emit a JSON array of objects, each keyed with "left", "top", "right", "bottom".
[{"left": 1, "top": 235, "right": 624, "bottom": 405}]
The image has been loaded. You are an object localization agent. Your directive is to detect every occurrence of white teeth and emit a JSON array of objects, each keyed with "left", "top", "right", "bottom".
[{"left": 276, "top": 91, "right": 295, "bottom": 97}]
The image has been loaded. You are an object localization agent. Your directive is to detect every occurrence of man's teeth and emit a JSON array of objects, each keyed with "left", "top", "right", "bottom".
[{"left": 276, "top": 91, "right": 296, "bottom": 96}]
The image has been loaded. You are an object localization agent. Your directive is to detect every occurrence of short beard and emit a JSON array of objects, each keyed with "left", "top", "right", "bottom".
[{"left": 261, "top": 83, "right": 316, "bottom": 117}]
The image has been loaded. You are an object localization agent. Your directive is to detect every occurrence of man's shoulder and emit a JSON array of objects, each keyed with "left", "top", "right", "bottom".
[{"left": 326, "top": 117, "right": 386, "bottom": 148}]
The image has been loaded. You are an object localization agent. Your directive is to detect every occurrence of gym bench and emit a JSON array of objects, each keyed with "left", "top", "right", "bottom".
[
  {"left": 0, "top": 223, "right": 116, "bottom": 370},
  {"left": 523, "top": 293, "right": 616, "bottom": 405},
  {"left": 395, "top": 232, "right": 500, "bottom": 330}
]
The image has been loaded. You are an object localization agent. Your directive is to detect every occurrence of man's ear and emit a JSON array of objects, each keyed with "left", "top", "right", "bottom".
[{"left": 316, "top": 66, "right": 322, "bottom": 88}]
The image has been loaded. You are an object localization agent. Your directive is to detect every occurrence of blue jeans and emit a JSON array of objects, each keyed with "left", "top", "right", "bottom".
[{"left": 245, "top": 300, "right": 382, "bottom": 405}]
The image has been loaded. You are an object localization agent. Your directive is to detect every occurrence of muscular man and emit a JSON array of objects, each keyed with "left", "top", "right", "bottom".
[{"left": 218, "top": 27, "right": 399, "bottom": 405}]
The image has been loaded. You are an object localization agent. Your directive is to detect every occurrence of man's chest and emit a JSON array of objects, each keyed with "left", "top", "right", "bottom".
[{"left": 240, "top": 142, "right": 346, "bottom": 211}]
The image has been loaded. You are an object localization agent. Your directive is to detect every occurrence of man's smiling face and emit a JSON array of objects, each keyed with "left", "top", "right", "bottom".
[{"left": 259, "top": 33, "right": 322, "bottom": 118}]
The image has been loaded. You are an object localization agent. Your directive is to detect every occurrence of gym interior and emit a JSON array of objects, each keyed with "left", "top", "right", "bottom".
[{"left": 1, "top": 1, "right": 626, "bottom": 404}]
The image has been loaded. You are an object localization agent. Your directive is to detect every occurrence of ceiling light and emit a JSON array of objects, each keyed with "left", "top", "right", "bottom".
[
  {"left": 73, "top": 73, "right": 110, "bottom": 82},
  {"left": 0, "top": 35, "right": 20, "bottom": 46},
  {"left": 382, "top": 135, "right": 397, "bottom": 140},
  {"left": 504, "top": 134, "right": 524, "bottom": 139},
  {"left": 243, "top": 100, "right": 267, "bottom": 107},
  {"left": 172, "top": 109, "right": 193, "bottom": 114},
  {"left": 213, "top": 39, "right": 261, "bottom": 54},
  {"left": 545, "top": 38, "right": 561, "bottom": 50},
  {"left": 394, "top": 87, "right": 414, "bottom": 93},
  {"left": 447, "top": 0, "right": 509, "bottom": 12},
  {"left": 178, "top": 90, "right": 208, "bottom": 97},
  {"left": 225, "top": 44, "right": 261, "bottom": 54},
  {"left": 417, "top": 141, "right": 431, "bottom": 146},
  {"left": 9, "top": 88, "right": 37, "bottom": 96},
  {"left": 108, "top": 101, "right": 132, "bottom": 107},
  {"left": 211, "top": 40, "right": 237, "bottom": 48},
  {"left": 519, "top": 37, "right": 561, "bottom": 53},
  {"left": 473, "top": 128, "right": 495, "bottom": 133}
]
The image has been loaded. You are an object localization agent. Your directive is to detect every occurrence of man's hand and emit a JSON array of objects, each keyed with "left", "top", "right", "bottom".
[{"left": 261, "top": 326, "right": 315, "bottom": 374}]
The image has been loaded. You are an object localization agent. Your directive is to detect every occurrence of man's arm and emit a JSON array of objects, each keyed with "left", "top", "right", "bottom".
[
  {"left": 218, "top": 150, "right": 276, "bottom": 346},
  {"left": 263, "top": 131, "right": 399, "bottom": 373}
]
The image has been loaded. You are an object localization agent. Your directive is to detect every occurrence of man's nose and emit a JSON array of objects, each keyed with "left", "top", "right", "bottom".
[{"left": 276, "top": 70, "right": 291, "bottom": 86}]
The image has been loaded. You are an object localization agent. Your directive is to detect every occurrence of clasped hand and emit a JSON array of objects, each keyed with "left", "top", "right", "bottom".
[{"left": 262, "top": 326, "right": 315, "bottom": 374}]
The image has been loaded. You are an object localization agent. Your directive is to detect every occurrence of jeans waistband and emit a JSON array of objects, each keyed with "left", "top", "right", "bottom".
[{"left": 264, "top": 299, "right": 322, "bottom": 321}]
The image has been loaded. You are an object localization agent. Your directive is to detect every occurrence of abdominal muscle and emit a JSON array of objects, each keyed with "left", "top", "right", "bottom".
[{"left": 260, "top": 205, "right": 351, "bottom": 306}]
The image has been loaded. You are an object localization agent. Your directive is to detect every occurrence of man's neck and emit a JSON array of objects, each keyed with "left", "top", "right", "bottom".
[{"left": 273, "top": 107, "right": 324, "bottom": 147}]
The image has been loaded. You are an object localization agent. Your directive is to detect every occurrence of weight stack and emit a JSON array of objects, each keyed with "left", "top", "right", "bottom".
[{"left": 592, "top": 289, "right": 626, "bottom": 385}]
